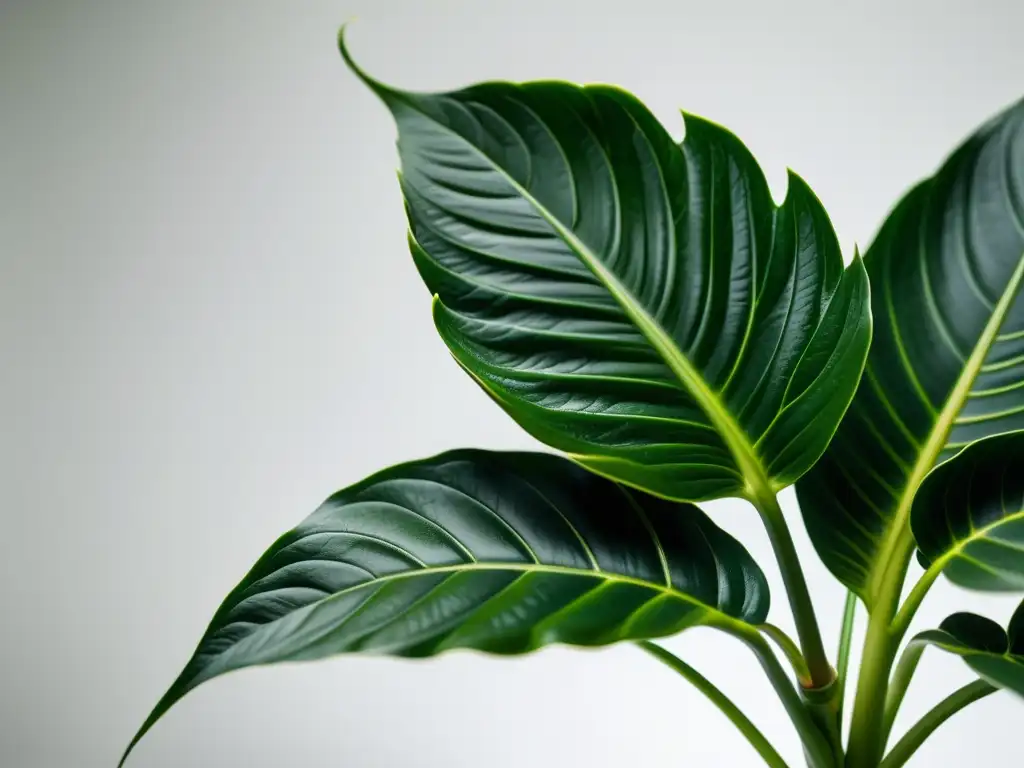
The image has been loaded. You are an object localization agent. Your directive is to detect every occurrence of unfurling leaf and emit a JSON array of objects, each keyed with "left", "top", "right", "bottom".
[
  {"left": 796, "top": 99, "right": 1024, "bottom": 608},
  {"left": 120, "top": 450, "right": 768, "bottom": 765},
  {"left": 341, "top": 32, "right": 870, "bottom": 504}
]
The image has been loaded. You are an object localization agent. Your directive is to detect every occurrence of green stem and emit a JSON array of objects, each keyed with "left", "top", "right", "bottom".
[
  {"left": 890, "top": 562, "right": 942, "bottom": 641},
  {"left": 750, "top": 489, "right": 833, "bottom": 689},
  {"left": 878, "top": 680, "right": 995, "bottom": 768},
  {"left": 845, "top": 529, "right": 914, "bottom": 768},
  {"left": 760, "top": 623, "right": 812, "bottom": 686},
  {"left": 800, "top": 677, "right": 844, "bottom": 766},
  {"left": 835, "top": 592, "right": 857, "bottom": 727},
  {"left": 638, "top": 642, "right": 791, "bottom": 768},
  {"left": 719, "top": 619, "right": 835, "bottom": 768},
  {"left": 846, "top": 611, "right": 899, "bottom": 767},
  {"left": 880, "top": 561, "right": 946, "bottom": 748},
  {"left": 882, "top": 643, "right": 925, "bottom": 745}
]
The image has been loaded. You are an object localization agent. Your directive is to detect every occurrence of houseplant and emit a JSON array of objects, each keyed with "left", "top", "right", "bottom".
[{"left": 119, "top": 26, "right": 1024, "bottom": 767}]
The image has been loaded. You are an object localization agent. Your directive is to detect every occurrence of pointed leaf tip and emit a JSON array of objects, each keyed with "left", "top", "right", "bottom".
[
  {"left": 120, "top": 451, "right": 770, "bottom": 761},
  {"left": 117, "top": 686, "right": 179, "bottom": 767},
  {"left": 337, "top": 22, "right": 392, "bottom": 98},
  {"left": 337, "top": 22, "right": 365, "bottom": 81}
]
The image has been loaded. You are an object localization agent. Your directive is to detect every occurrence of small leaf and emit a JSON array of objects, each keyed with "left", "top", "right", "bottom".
[
  {"left": 796, "top": 99, "right": 1024, "bottom": 608},
  {"left": 120, "top": 450, "right": 768, "bottom": 765},
  {"left": 341, "top": 31, "right": 871, "bottom": 504},
  {"left": 912, "top": 432, "right": 1024, "bottom": 590},
  {"left": 912, "top": 600, "right": 1024, "bottom": 698}
]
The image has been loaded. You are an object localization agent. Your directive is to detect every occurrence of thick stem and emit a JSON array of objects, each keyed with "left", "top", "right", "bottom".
[
  {"left": 845, "top": 530, "right": 914, "bottom": 768},
  {"left": 800, "top": 677, "right": 844, "bottom": 766},
  {"left": 845, "top": 611, "right": 898, "bottom": 767},
  {"left": 750, "top": 489, "right": 833, "bottom": 689},
  {"left": 878, "top": 680, "right": 995, "bottom": 768},
  {"left": 638, "top": 642, "right": 791, "bottom": 768}
]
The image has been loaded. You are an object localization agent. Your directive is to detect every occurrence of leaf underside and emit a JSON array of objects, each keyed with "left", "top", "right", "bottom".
[
  {"left": 796, "top": 99, "right": 1024, "bottom": 607},
  {"left": 342, "top": 32, "right": 871, "bottom": 503},
  {"left": 913, "top": 601, "right": 1024, "bottom": 697},
  {"left": 912, "top": 432, "right": 1024, "bottom": 590},
  {"left": 120, "top": 450, "right": 768, "bottom": 765}
]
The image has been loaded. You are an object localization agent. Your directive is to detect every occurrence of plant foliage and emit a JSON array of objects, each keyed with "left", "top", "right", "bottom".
[{"left": 119, "top": 25, "right": 1024, "bottom": 768}]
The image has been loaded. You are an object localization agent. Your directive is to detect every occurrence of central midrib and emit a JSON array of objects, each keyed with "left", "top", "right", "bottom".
[
  {"left": 393, "top": 93, "right": 771, "bottom": 498},
  {"left": 214, "top": 561, "right": 738, "bottom": 655},
  {"left": 913, "top": 629, "right": 1021, "bottom": 664},
  {"left": 250, "top": 560, "right": 698, "bottom": 603},
  {"left": 868, "top": 252, "right": 1024, "bottom": 604},
  {"left": 934, "top": 508, "right": 1024, "bottom": 569}
]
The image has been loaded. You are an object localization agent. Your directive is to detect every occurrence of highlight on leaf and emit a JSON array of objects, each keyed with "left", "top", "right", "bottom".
[
  {"left": 340, "top": 28, "right": 871, "bottom": 506},
  {"left": 795, "top": 99, "right": 1024, "bottom": 609},
  {"left": 912, "top": 432, "right": 1024, "bottom": 591},
  {"left": 119, "top": 449, "right": 768, "bottom": 765},
  {"left": 116, "top": 23, "right": 1024, "bottom": 768}
]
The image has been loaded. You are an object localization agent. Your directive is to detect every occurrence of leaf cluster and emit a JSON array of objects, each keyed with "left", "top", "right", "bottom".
[{"left": 118, "top": 26, "right": 1024, "bottom": 768}]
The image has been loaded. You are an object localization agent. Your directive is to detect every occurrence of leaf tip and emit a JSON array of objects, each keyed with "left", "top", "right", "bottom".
[
  {"left": 116, "top": 670, "right": 197, "bottom": 768},
  {"left": 117, "top": 726, "right": 147, "bottom": 768},
  {"left": 336, "top": 19, "right": 357, "bottom": 68},
  {"left": 337, "top": 21, "right": 393, "bottom": 99},
  {"left": 849, "top": 247, "right": 869, "bottom": 280},
  {"left": 782, "top": 166, "right": 810, "bottom": 195},
  {"left": 773, "top": 167, "right": 816, "bottom": 214}
]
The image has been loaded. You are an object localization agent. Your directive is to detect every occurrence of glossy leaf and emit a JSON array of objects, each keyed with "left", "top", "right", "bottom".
[
  {"left": 341, "top": 32, "right": 871, "bottom": 504},
  {"left": 912, "top": 432, "right": 1024, "bottom": 590},
  {"left": 911, "top": 601, "right": 1024, "bottom": 698},
  {"left": 120, "top": 450, "right": 768, "bottom": 765},
  {"left": 796, "top": 99, "right": 1024, "bottom": 607}
]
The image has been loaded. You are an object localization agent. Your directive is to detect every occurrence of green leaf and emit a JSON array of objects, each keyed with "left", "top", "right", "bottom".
[
  {"left": 120, "top": 450, "right": 768, "bottom": 765},
  {"left": 911, "top": 601, "right": 1024, "bottom": 698},
  {"left": 912, "top": 432, "right": 1024, "bottom": 590},
  {"left": 795, "top": 99, "right": 1024, "bottom": 607},
  {"left": 340, "top": 32, "right": 870, "bottom": 504}
]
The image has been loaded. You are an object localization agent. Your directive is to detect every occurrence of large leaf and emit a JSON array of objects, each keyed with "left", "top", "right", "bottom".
[
  {"left": 912, "top": 432, "right": 1024, "bottom": 590},
  {"left": 120, "top": 450, "right": 768, "bottom": 765},
  {"left": 796, "top": 99, "right": 1024, "bottom": 606},
  {"left": 910, "top": 602, "right": 1024, "bottom": 698},
  {"left": 341, "top": 32, "right": 871, "bottom": 504}
]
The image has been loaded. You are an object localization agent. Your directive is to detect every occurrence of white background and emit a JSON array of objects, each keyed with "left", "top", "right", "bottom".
[{"left": 3, "top": 1, "right": 1023, "bottom": 765}]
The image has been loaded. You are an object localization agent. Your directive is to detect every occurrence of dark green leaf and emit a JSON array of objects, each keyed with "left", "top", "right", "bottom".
[
  {"left": 796, "top": 99, "right": 1024, "bottom": 607},
  {"left": 911, "top": 601, "right": 1024, "bottom": 698},
  {"left": 912, "top": 432, "right": 1024, "bottom": 590},
  {"left": 341, "top": 31, "right": 870, "bottom": 504},
  {"left": 120, "top": 450, "right": 768, "bottom": 765}
]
